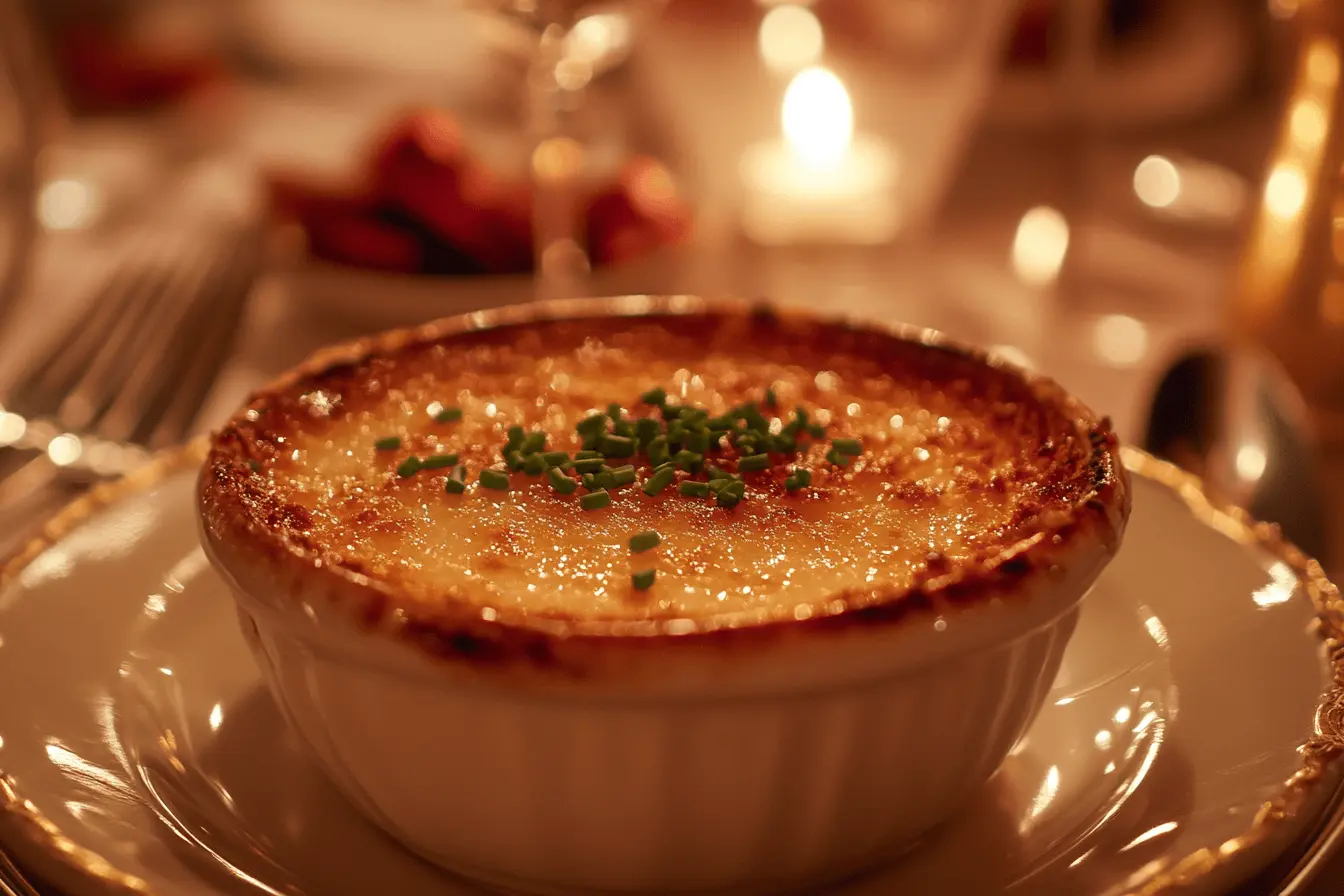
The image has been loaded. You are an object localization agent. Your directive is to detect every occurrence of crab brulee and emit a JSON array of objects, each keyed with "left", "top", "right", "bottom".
[{"left": 199, "top": 298, "right": 1128, "bottom": 896}]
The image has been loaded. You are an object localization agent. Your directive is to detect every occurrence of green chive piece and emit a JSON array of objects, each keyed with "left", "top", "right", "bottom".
[
  {"left": 613, "top": 420, "right": 635, "bottom": 439},
  {"left": 706, "top": 415, "right": 735, "bottom": 431},
  {"left": 521, "top": 431, "right": 547, "bottom": 455},
  {"left": 738, "top": 453, "right": 770, "bottom": 472},
  {"left": 542, "top": 450, "right": 570, "bottom": 467},
  {"left": 572, "top": 457, "right": 605, "bottom": 473},
  {"left": 764, "top": 386, "right": 779, "bottom": 408},
  {"left": 643, "top": 467, "right": 676, "bottom": 495},
  {"left": 582, "top": 472, "right": 599, "bottom": 490},
  {"left": 595, "top": 471, "right": 617, "bottom": 489},
  {"left": 673, "top": 449, "right": 703, "bottom": 471},
  {"left": 681, "top": 408, "right": 709, "bottom": 427},
  {"left": 715, "top": 480, "right": 747, "bottom": 507},
  {"left": 599, "top": 435, "right": 636, "bottom": 457},
  {"left": 707, "top": 477, "right": 734, "bottom": 494},
  {"left": 771, "top": 434, "right": 797, "bottom": 454},
  {"left": 684, "top": 430, "right": 710, "bottom": 454},
  {"left": 629, "top": 530, "right": 661, "bottom": 552},
  {"left": 506, "top": 425, "right": 526, "bottom": 450},
  {"left": 632, "top": 569, "right": 657, "bottom": 590},
  {"left": 660, "top": 403, "right": 683, "bottom": 421},
  {"left": 635, "top": 417, "right": 661, "bottom": 444},
  {"left": 479, "top": 469, "right": 511, "bottom": 490},
  {"left": 434, "top": 407, "right": 463, "bottom": 423},
  {"left": 396, "top": 456, "right": 423, "bottom": 478},
  {"left": 831, "top": 438, "right": 863, "bottom": 456},
  {"left": 607, "top": 402, "right": 624, "bottom": 420},
  {"left": 576, "top": 413, "right": 609, "bottom": 436},
  {"left": 707, "top": 465, "right": 733, "bottom": 480},
  {"left": 679, "top": 481, "right": 710, "bottom": 498},
  {"left": 247, "top": 459, "right": 262, "bottom": 472},
  {"left": 505, "top": 450, "right": 526, "bottom": 471},
  {"left": 648, "top": 436, "right": 671, "bottom": 467},
  {"left": 826, "top": 447, "right": 852, "bottom": 466},
  {"left": 422, "top": 452, "right": 459, "bottom": 470},
  {"left": 609, "top": 465, "right": 637, "bottom": 487},
  {"left": 807, "top": 423, "right": 826, "bottom": 438},
  {"left": 654, "top": 461, "right": 677, "bottom": 473},
  {"left": 576, "top": 449, "right": 604, "bottom": 460},
  {"left": 523, "top": 453, "right": 547, "bottom": 475},
  {"left": 786, "top": 468, "right": 812, "bottom": 491},
  {"left": 374, "top": 436, "right": 402, "bottom": 451},
  {"left": 445, "top": 464, "right": 468, "bottom": 493},
  {"left": 641, "top": 387, "right": 667, "bottom": 406},
  {"left": 548, "top": 467, "right": 578, "bottom": 494},
  {"left": 581, "top": 489, "right": 611, "bottom": 510}
]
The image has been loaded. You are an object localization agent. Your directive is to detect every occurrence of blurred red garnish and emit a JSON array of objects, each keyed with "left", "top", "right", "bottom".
[{"left": 54, "top": 24, "right": 224, "bottom": 113}]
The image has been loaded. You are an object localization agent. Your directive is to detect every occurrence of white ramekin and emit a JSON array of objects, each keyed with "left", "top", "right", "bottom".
[{"left": 199, "top": 296, "right": 1129, "bottom": 894}]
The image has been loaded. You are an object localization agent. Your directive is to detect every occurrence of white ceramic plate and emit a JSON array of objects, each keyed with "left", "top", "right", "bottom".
[{"left": 0, "top": 445, "right": 1341, "bottom": 896}]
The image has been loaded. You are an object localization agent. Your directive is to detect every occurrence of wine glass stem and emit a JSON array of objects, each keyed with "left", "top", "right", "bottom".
[{"left": 529, "top": 21, "right": 590, "bottom": 301}]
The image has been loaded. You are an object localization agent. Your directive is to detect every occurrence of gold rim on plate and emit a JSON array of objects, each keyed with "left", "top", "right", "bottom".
[{"left": 0, "top": 444, "right": 1341, "bottom": 896}]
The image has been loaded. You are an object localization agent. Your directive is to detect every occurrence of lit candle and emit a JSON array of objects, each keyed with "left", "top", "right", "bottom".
[{"left": 740, "top": 67, "right": 900, "bottom": 247}]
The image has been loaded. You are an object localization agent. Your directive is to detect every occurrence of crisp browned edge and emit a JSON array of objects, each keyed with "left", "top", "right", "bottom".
[
  {"left": 196, "top": 295, "right": 1131, "bottom": 676},
  {"left": 0, "top": 442, "right": 1340, "bottom": 895}
]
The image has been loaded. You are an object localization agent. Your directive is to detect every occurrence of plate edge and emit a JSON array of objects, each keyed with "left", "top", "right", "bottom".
[{"left": 0, "top": 442, "right": 1339, "bottom": 896}]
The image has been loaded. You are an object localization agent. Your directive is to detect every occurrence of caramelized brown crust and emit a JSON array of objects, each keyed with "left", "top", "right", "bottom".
[{"left": 199, "top": 297, "right": 1129, "bottom": 673}]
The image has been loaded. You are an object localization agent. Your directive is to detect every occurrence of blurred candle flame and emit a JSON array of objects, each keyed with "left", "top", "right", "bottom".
[
  {"left": 1010, "top": 206, "right": 1069, "bottom": 287},
  {"left": 782, "top": 67, "right": 852, "bottom": 170}
]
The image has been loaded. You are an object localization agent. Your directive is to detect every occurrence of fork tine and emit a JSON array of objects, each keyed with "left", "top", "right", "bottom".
[
  {"left": 139, "top": 233, "right": 261, "bottom": 448},
  {"left": 1, "top": 229, "right": 166, "bottom": 416},
  {"left": 90, "top": 233, "right": 238, "bottom": 443},
  {"left": 56, "top": 233, "right": 216, "bottom": 433}
]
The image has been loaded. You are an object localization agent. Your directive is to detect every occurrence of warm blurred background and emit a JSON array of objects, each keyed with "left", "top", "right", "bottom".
[{"left": 0, "top": 0, "right": 1337, "bottom": 564}]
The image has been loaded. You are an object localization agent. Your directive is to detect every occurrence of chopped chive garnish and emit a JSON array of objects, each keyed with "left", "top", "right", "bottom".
[
  {"left": 707, "top": 477, "right": 734, "bottom": 493},
  {"left": 396, "top": 456, "right": 423, "bottom": 478},
  {"left": 595, "top": 471, "right": 617, "bottom": 489},
  {"left": 523, "top": 453, "right": 547, "bottom": 475},
  {"left": 635, "top": 417, "right": 661, "bottom": 444},
  {"left": 581, "top": 489, "right": 611, "bottom": 510},
  {"left": 609, "top": 465, "right": 637, "bottom": 487},
  {"left": 707, "top": 465, "right": 733, "bottom": 480},
  {"left": 673, "top": 449, "right": 703, "bottom": 471},
  {"left": 607, "top": 402, "right": 624, "bottom": 420},
  {"left": 422, "top": 452, "right": 459, "bottom": 470},
  {"left": 684, "top": 430, "right": 710, "bottom": 454},
  {"left": 434, "top": 407, "right": 463, "bottom": 423},
  {"left": 826, "top": 447, "right": 852, "bottom": 466},
  {"left": 548, "top": 467, "right": 578, "bottom": 494},
  {"left": 576, "top": 413, "right": 608, "bottom": 435},
  {"left": 445, "top": 464, "right": 468, "bottom": 493},
  {"left": 575, "top": 449, "right": 604, "bottom": 460},
  {"left": 505, "top": 450, "right": 526, "bottom": 471},
  {"left": 374, "top": 436, "right": 402, "bottom": 451},
  {"left": 737, "top": 453, "right": 770, "bottom": 472},
  {"left": 542, "top": 450, "right": 570, "bottom": 467},
  {"left": 599, "top": 435, "right": 636, "bottom": 457},
  {"left": 648, "top": 436, "right": 671, "bottom": 466},
  {"left": 771, "top": 434, "right": 797, "bottom": 454},
  {"left": 582, "top": 472, "right": 599, "bottom": 491},
  {"left": 807, "top": 423, "right": 826, "bottom": 438},
  {"left": 632, "top": 569, "right": 657, "bottom": 590},
  {"left": 572, "top": 457, "right": 605, "bottom": 473},
  {"left": 654, "top": 461, "right": 677, "bottom": 473},
  {"left": 613, "top": 420, "right": 635, "bottom": 438},
  {"left": 641, "top": 387, "right": 667, "bottom": 406},
  {"left": 660, "top": 404, "right": 683, "bottom": 421},
  {"left": 521, "top": 431, "right": 547, "bottom": 454},
  {"left": 717, "top": 480, "right": 746, "bottom": 508},
  {"left": 765, "top": 386, "right": 779, "bottom": 408},
  {"left": 679, "top": 481, "right": 710, "bottom": 498},
  {"left": 706, "top": 415, "right": 734, "bottom": 431},
  {"left": 643, "top": 467, "right": 676, "bottom": 495},
  {"left": 681, "top": 408, "right": 709, "bottom": 427},
  {"left": 831, "top": 438, "right": 863, "bottom": 456},
  {"left": 479, "top": 469, "right": 511, "bottom": 490},
  {"left": 629, "top": 530, "right": 661, "bottom": 553},
  {"left": 506, "top": 425, "right": 526, "bottom": 450},
  {"left": 785, "top": 468, "right": 812, "bottom": 491}
]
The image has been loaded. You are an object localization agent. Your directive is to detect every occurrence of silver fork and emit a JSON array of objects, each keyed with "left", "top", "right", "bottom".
[{"left": 0, "top": 165, "right": 262, "bottom": 516}]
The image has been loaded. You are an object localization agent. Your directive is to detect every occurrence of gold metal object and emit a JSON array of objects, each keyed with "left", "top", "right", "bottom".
[{"left": 1234, "top": 0, "right": 1344, "bottom": 446}]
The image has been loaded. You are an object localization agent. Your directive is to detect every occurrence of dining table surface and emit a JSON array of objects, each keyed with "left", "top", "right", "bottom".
[{"left": 5, "top": 4, "right": 1344, "bottom": 893}]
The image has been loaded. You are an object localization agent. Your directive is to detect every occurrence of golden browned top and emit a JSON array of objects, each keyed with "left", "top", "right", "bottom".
[{"left": 201, "top": 308, "right": 1122, "bottom": 624}]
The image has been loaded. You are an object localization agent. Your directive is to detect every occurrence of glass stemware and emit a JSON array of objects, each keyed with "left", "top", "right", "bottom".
[{"left": 463, "top": 0, "right": 661, "bottom": 300}]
